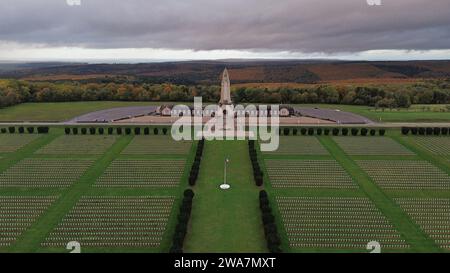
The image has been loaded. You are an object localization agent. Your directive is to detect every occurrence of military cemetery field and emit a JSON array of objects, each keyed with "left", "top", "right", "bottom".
[{"left": 0, "top": 126, "right": 450, "bottom": 253}]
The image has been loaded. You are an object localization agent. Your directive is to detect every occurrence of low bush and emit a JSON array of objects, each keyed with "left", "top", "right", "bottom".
[
  {"left": 169, "top": 189, "right": 195, "bottom": 253},
  {"left": 98, "top": 127, "right": 104, "bottom": 135},
  {"left": 144, "top": 127, "right": 150, "bottom": 135},
  {"left": 81, "top": 128, "right": 87, "bottom": 135},
  {"left": 401, "top": 127, "right": 410, "bottom": 135},
  {"left": 65, "top": 128, "right": 71, "bottom": 135},
  {"left": 351, "top": 128, "right": 359, "bottom": 136},
  {"left": 283, "top": 128, "right": 290, "bottom": 136},
  {"left": 433, "top": 127, "right": 441, "bottom": 135},
  {"left": 8, "top": 127, "right": 15, "bottom": 134},
  {"left": 300, "top": 128, "right": 307, "bottom": 135},
  {"left": 27, "top": 127, "right": 34, "bottom": 134},
  {"left": 259, "top": 190, "right": 282, "bottom": 253},
  {"left": 379, "top": 129, "right": 386, "bottom": 136},
  {"left": 342, "top": 128, "right": 349, "bottom": 136},
  {"left": 125, "top": 128, "right": 132, "bottom": 135},
  {"left": 134, "top": 127, "right": 141, "bottom": 135},
  {"left": 332, "top": 128, "right": 339, "bottom": 136},
  {"left": 116, "top": 127, "right": 123, "bottom": 135},
  {"left": 361, "top": 128, "right": 368, "bottom": 136},
  {"left": 189, "top": 139, "right": 204, "bottom": 186},
  {"left": 154, "top": 128, "right": 159, "bottom": 135},
  {"left": 89, "top": 127, "right": 96, "bottom": 135},
  {"left": 18, "top": 127, "right": 25, "bottom": 134},
  {"left": 72, "top": 127, "right": 78, "bottom": 135},
  {"left": 108, "top": 127, "right": 114, "bottom": 135}
]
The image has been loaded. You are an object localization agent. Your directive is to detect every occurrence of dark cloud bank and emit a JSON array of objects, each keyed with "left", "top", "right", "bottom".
[{"left": 0, "top": 0, "right": 449, "bottom": 53}]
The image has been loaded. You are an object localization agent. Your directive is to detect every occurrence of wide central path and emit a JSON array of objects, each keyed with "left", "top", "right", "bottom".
[{"left": 184, "top": 140, "right": 267, "bottom": 253}]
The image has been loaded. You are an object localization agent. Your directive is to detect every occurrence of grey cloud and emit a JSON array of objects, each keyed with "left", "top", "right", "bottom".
[{"left": 0, "top": 0, "right": 449, "bottom": 53}]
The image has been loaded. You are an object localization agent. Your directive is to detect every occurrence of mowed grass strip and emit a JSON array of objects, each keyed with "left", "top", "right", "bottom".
[
  {"left": 0, "top": 196, "right": 58, "bottom": 248},
  {"left": 262, "top": 136, "right": 329, "bottom": 155},
  {"left": 96, "top": 159, "right": 186, "bottom": 188},
  {"left": 36, "top": 135, "right": 117, "bottom": 155},
  {"left": 0, "top": 134, "right": 40, "bottom": 153},
  {"left": 357, "top": 160, "right": 450, "bottom": 190},
  {"left": 184, "top": 140, "right": 267, "bottom": 253},
  {"left": 121, "top": 136, "right": 192, "bottom": 155},
  {"left": 0, "top": 158, "right": 94, "bottom": 188},
  {"left": 333, "top": 137, "right": 414, "bottom": 156},
  {"left": 277, "top": 196, "right": 409, "bottom": 251},
  {"left": 394, "top": 198, "right": 450, "bottom": 251},
  {"left": 42, "top": 196, "right": 175, "bottom": 249},
  {"left": 265, "top": 159, "right": 357, "bottom": 189}
]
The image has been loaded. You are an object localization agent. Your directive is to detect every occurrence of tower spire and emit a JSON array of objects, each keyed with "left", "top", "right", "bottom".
[{"left": 220, "top": 68, "right": 232, "bottom": 105}]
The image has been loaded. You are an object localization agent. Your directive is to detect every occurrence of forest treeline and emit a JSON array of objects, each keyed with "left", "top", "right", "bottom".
[{"left": 1, "top": 78, "right": 450, "bottom": 109}]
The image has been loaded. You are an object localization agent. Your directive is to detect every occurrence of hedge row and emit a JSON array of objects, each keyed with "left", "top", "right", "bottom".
[
  {"left": 282, "top": 127, "right": 386, "bottom": 136},
  {"left": 402, "top": 127, "right": 450, "bottom": 136},
  {"left": 169, "top": 189, "right": 195, "bottom": 253},
  {"left": 0, "top": 126, "right": 49, "bottom": 134},
  {"left": 259, "top": 190, "right": 282, "bottom": 253},
  {"left": 65, "top": 127, "right": 169, "bottom": 135},
  {"left": 249, "top": 140, "right": 263, "bottom": 186},
  {"left": 189, "top": 139, "right": 205, "bottom": 186}
]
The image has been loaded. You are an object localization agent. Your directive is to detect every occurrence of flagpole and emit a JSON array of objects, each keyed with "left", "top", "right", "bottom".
[{"left": 220, "top": 158, "right": 231, "bottom": 190}]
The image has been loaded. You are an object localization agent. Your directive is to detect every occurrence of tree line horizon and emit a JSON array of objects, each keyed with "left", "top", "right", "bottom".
[{"left": 1, "top": 78, "right": 450, "bottom": 109}]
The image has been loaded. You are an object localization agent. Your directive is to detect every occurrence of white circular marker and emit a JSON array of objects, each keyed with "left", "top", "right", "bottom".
[{"left": 220, "top": 184, "right": 231, "bottom": 190}]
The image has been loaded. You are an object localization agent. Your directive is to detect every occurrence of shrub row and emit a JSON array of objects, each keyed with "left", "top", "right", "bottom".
[
  {"left": 402, "top": 127, "right": 450, "bottom": 136},
  {"left": 282, "top": 127, "right": 386, "bottom": 136},
  {"left": 65, "top": 127, "right": 169, "bottom": 135},
  {"left": 259, "top": 190, "right": 282, "bottom": 253},
  {"left": 249, "top": 140, "right": 263, "bottom": 186},
  {"left": 0, "top": 126, "right": 49, "bottom": 134},
  {"left": 189, "top": 139, "right": 205, "bottom": 186},
  {"left": 169, "top": 189, "right": 195, "bottom": 253}
]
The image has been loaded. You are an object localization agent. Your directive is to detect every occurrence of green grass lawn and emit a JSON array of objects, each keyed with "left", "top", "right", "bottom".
[
  {"left": 184, "top": 140, "right": 267, "bottom": 253},
  {"left": 0, "top": 101, "right": 161, "bottom": 122},
  {"left": 296, "top": 104, "right": 450, "bottom": 122}
]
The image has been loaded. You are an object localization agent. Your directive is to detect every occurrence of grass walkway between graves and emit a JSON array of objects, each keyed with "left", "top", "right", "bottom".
[
  {"left": 319, "top": 136, "right": 441, "bottom": 253},
  {"left": 184, "top": 140, "right": 267, "bottom": 253}
]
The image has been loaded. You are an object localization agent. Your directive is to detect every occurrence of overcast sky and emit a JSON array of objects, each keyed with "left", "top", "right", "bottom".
[{"left": 0, "top": 0, "right": 449, "bottom": 62}]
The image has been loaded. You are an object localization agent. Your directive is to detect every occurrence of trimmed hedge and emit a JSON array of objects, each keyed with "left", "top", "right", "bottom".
[
  {"left": 189, "top": 139, "right": 204, "bottom": 186},
  {"left": 169, "top": 189, "right": 195, "bottom": 253},
  {"left": 259, "top": 190, "right": 282, "bottom": 253},
  {"left": 249, "top": 140, "right": 263, "bottom": 186},
  {"left": 37, "top": 127, "right": 49, "bottom": 134}
]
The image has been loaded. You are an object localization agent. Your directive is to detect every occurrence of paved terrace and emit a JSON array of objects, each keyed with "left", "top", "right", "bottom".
[
  {"left": 295, "top": 107, "right": 374, "bottom": 124},
  {"left": 63, "top": 105, "right": 373, "bottom": 125},
  {"left": 66, "top": 106, "right": 158, "bottom": 123}
]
